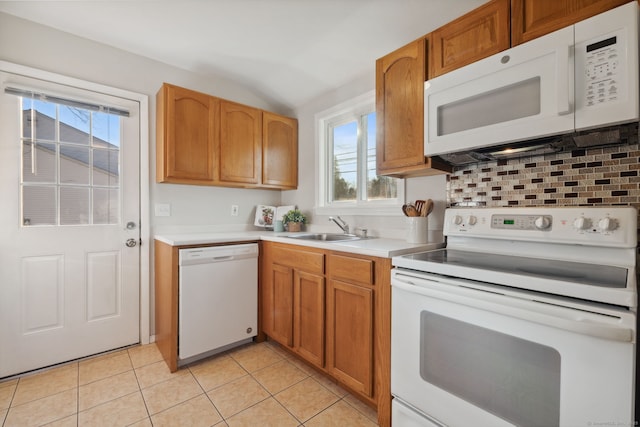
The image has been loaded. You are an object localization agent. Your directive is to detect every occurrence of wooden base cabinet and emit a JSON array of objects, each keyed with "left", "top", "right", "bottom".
[
  {"left": 261, "top": 243, "right": 326, "bottom": 368},
  {"left": 260, "top": 242, "right": 392, "bottom": 427},
  {"left": 266, "top": 263, "right": 294, "bottom": 347},
  {"left": 294, "top": 270, "right": 325, "bottom": 367},
  {"left": 326, "top": 279, "right": 373, "bottom": 397}
]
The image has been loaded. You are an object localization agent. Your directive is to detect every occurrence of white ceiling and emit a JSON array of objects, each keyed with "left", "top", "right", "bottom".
[{"left": 0, "top": 0, "right": 485, "bottom": 109}]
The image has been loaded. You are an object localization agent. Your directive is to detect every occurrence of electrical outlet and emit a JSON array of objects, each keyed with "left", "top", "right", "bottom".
[
  {"left": 154, "top": 203, "right": 171, "bottom": 217},
  {"left": 231, "top": 205, "right": 239, "bottom": 216}
]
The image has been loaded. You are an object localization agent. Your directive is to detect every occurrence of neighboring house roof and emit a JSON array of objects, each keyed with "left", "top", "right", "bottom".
[{"left": 23, "top": 109, "right": 119, "bottom": 176}]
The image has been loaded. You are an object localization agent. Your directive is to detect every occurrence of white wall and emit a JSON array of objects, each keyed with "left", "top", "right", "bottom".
[{"left": 286, "top": 72, "right": 447, "bottom": 236}]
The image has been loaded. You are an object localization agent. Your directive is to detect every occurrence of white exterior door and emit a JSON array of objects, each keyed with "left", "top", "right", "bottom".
[{"left": 0, "top": 71, "right": 141, "bottom": 378}]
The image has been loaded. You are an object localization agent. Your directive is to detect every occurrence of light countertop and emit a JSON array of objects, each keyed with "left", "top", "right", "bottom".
[{"left": 154, "top": 230, "right": 444, "bottom": 258}]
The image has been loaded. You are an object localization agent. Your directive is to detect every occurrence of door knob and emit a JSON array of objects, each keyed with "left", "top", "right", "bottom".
[{"left": 125, "top": 238, "right": 137, "bottom": 248}]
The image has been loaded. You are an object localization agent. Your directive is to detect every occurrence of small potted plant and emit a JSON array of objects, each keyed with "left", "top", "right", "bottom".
[{"left": 282, "top": 208, "right": 307, "bottom": 232}]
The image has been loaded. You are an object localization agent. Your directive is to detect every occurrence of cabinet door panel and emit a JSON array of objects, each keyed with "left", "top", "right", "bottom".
[
  {"left": 327, "top": 279, "right": 374, "bottom": 397},
  {"left": 430, "top": 0, "right": 510, "bottom": 77},
  {"left": 157, "top": 84, "right": 218, "bottom": 183},
  {"left": 376, "top": 38, "right": 426, "bottom": 173},
  {"left": 263, "top": 112, "right": 298, "bottom": 189},
  {"left": 219, "top": 101, "right": 262, "bottom": 185},
  {"left": 269, "top": 263, "right": 294, "bottom": 346},
  {"left": 512, "top": 0, "right": 631, "bottom": 45},
  {"left": 294, "top": 271, "right": 325, "bottom": 367}
]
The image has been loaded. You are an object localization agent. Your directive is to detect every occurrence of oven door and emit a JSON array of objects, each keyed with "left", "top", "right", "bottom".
[{"left": 391, "top": 269, "right": 636, "bottom": 427}]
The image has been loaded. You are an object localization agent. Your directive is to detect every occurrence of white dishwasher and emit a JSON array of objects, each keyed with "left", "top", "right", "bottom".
[{"left": 178, "top": 243, "right": 258, "bottom": 362}]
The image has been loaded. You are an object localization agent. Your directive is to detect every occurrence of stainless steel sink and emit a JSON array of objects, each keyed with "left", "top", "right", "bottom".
[{"left": 286, "top": 233, "right": 362, "bottom": 242}]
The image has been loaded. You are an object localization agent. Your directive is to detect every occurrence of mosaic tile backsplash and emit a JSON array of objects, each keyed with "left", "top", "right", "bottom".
[{"left": 446, "top": 123, "right": 640, "bottom": 210}]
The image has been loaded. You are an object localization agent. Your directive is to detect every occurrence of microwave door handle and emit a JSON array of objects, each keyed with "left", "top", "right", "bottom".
[
  {"left": 392, "top": 273, "right": 633, "bottom": 343},
  {"left": 557, "top": 45, "right": 572, "bottom": 116}
]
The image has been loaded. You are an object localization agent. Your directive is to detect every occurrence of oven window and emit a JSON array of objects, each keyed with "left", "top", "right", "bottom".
[
  {"left": 420, "top": 311, "right": 560, "bottom": 426},
  {"left": 437, "top": 77, "right": 541, "bottom": 136}
]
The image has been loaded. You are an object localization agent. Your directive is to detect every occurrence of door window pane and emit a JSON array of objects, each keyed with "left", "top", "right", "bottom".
[
  {"left": 92, "top": 111, "right": 120, "bottom": 147},
  {"left": 22, "top": 186, "right": 56, "bottom": 226},
  {"left": 60, "top": 145, "right": 90, "bottom": 184},
  {"left": 59, "top": 105, "right": 90, "bottom": 145},
  {"left": 60, "top": 187, "right": 90, "bottom": 225},
  {"left": 92, "top": 149, "right": 119, "bottom": 186},
  {"left": 420, "top": 311, "right": 560, "bottom": 426},
  {"left": 22, "top": 142, "right": 57, "bottom": 183},
  {"left": 22, "top": 99, "right": 56, "bottom": 141},
  {"left": 20, "top": 98, "right": 121, "bottom": 226},
  {"left": 93, "top": 188, "right": 118, "bottom": 224}
]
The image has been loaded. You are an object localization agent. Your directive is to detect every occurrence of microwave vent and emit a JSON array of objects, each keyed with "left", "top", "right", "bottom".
[{"left": 573, "top": 129, "right": 621, "bottom": 147}]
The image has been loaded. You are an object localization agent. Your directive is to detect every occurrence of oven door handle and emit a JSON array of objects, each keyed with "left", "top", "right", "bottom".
[{"left": 392, "top": 274, "right": 633, "bottom": 343}]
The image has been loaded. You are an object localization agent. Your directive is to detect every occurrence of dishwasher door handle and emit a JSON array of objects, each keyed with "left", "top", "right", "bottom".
[{"left": 212, "top": 255, "right": 234, "bottom": 262}]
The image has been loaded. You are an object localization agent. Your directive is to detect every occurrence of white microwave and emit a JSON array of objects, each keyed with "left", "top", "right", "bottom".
[{"left": 424, "top": 1, "right": 639, "bottom": 159}]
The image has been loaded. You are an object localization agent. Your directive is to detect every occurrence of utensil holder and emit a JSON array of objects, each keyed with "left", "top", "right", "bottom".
[{"left": 406, "top": 217, "right": 428, "bottom": 243}]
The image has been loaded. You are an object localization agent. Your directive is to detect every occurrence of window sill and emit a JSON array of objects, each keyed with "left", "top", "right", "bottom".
[{"left": 314, "top": 205, "right": 404, "bottom": 217}]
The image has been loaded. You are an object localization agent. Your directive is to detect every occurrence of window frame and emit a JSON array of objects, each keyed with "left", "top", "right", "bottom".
[{"left": 315, "top": 90, "right": 404, "bottom": 216}]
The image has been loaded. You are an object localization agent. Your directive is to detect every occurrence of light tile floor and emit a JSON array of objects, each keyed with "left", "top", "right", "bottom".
[{"left": 0, "top": 340, "right": 378, "bottom": 426}]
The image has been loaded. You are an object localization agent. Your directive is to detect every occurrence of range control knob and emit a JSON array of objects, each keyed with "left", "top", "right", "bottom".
[
  {"left": 598, "top": 217, "right": 618, "bottom": 232},
  {"left": 466, "top": 215, "right": 477, "bottom": 226},
  {"left": 573, "top": 217, "right": 592, "bottom": 230},
  {"left": 534, "top": 216, "right": 551, "bottom": 230},
  {"left": 452, "top": 215, "right": 463, "bottom": 225}
]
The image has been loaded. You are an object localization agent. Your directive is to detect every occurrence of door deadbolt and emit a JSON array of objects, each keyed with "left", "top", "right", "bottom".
[{"left": 126, "top": 221, "right": 137, "bottom": 230}]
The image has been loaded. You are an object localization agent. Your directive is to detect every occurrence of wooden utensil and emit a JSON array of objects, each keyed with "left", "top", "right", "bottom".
[
  {"left": 423, "top": 199, "right": 434, "bottom": 217},
  {"left": 405, "top": 204, "right": 419, "bottom": 217},
  {"left": 402, "top": 203, "right": 419, "bottom": 216},
  {"left": 414, "top": 200, "right": 425, "bottom": 216}
]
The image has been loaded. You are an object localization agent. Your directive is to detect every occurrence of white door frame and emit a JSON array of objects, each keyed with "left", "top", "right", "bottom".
[{"left": 0, "top": 60, "right": 151, "bottom": 346}]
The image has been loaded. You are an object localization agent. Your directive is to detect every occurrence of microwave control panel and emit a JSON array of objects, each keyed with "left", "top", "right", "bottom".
[{"left": 584, "top": 36, "right": 620, "bottom": 107}]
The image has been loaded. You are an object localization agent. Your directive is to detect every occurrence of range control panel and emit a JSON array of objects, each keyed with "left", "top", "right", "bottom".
[
  {"left": 444, "top": 207, "right": 637, "bottom": 247},
  {"left": 491, "top": 214, "right": 553, "bottom": 231}
]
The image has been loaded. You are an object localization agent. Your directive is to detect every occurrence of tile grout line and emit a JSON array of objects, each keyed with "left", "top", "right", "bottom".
[
  {"left": 75, "top": 362, "right": 79, "bottom": 427},
  {"left": 128, "top": 347, "right": 154, "bottom": 426}
]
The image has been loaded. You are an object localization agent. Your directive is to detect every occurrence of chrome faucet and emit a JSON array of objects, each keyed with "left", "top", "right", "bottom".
[{"left": 328, "top": 216, "right": 349, "bottom": 234}]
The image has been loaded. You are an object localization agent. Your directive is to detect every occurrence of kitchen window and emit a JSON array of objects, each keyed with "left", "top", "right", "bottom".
[{"left": 316, "top": 91, "right": 403, "bottom": 215}]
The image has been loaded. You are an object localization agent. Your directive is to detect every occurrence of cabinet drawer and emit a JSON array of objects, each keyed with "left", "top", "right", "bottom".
[
  {"left": 329, "top": 254, "right": 374, "bottom": 286},
  {"left": 272, "top": 244, "right": 324, "bottom": 274}
]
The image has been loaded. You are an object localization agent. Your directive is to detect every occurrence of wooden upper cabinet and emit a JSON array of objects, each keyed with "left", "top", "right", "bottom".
[
  {"left": 262, "top": 112, "right": 298, "bottom": 189},
  {"left": 430, "top": 0, "right": 510, "bottom": 78},
  {"left": 219, "top": 100, "right": 262, "bottom": 186},
  {"left": 376, "top": 38, "right": 451, "bottom": 177},
  {"left": 156, "top": 84, "right": 219, "bottom": 184},
  {"left": 156, "top": 83, "right": 297, "bottom": 190},
  {"left": 512, "top": 0, "right": 632, "bottom": 46}
]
